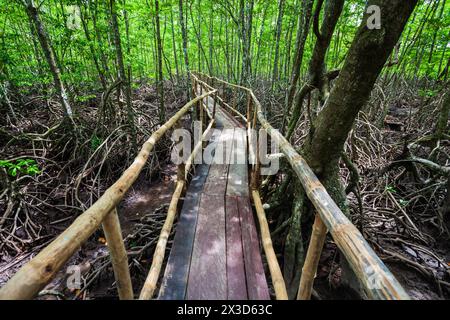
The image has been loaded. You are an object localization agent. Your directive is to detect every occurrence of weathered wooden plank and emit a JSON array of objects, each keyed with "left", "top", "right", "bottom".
[
  {"left": 158, "top": 164, "right": 210, "bottom": 300},
  {"left": 227, "top": 127, "right": 249, "bottom": 197},
  {"left": 227, "top": 164, "right": 249, "bottom": 197},
  {"left": 0, "top": 91, "right": 217, "bottom": 300},
  {"left": 225, "top": 196, "right": 247, "bottom": 300},
  {"left": 187, "top": 194, "right": 227, "bottom": 300},
  {"left": 203, "top": 164, "right": 229, "bottom": 196},
  {"left": 237, "top": 196, "right": 270, "bottom": 300},
  {"left": 203, "top": 130, "right": 233, "bottom": 196}
]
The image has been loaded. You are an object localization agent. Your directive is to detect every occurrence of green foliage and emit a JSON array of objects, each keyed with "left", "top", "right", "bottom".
[
  {"left": 385, "top": 185, "right": 397, "bottom": 194},
  {"left": 0, "top": 0, "right": 448, "bottom": 91},
  {"left": 90, "top": 135, "right": 103, "bottom": 150},
  {"left": 76, "top": 94, "right": 97, "bottom": 103},
  {"left": 0, "top": 159, "right": 41, "bottom": 177},
  {"left": 418, "top": 89, "right": 438, "bottom": 98},
  {"left": 398, "top": 199, "right": 409, "bottom": 208}
]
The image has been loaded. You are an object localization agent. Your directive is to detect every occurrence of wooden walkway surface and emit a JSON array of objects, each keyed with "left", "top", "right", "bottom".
[{"left": 158, "top": 94, "right": 270, "bottom": 300}]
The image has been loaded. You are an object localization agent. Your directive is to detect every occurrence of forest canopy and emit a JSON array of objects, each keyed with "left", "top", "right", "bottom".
[{"left": 1, "top": 0, "right": 448, "bottom": 90}]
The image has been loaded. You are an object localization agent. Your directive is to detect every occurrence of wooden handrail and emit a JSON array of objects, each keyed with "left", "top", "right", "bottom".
[
  {"left": 192, "top": 73, "right": 247, "bottom": 122},
  {"left": 0, "top": 72, "right": 410, "bottom": 301},
  {"left": 139, "top": 117, "right": 216, "bottom": 300},
  {"left": 252, "top": 190, "right": 288, "bottom": 300},
  {"left": 196, "top": 72, "right": 410, "bottom": 300},
  {"left": 0, "top": 90, "right": 216, "bottom": 300}
]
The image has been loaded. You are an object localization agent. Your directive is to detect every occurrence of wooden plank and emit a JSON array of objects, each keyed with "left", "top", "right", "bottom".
[
  {"left": 225, "top": 196, "right": 247, "bottom": 300},
  {"left": 203, "top": 164, "right": 229, "bottom": 196},
  {"left": 158, "top": 164, "right": 210, "bottom": 300},
  {"left": 227, "top": 127, "right": 249, "bottom": 197},
  {"left": 217, "top": 106, "right": 243, "bottom": 128},
  {"left": 0, "top": 91, "right": 218, "bottom": 301},
  {"left": 237, "top": 196, "right": 270, "bottom": 300},
  {"left": 187, "top": 194, "right": 227, "bottom": 300},
  {"left": 227, "top": 164, "right": 249, "bottom": 197},
  {"left": 203, "top": 129, "right": 233, "bottom": 196}
]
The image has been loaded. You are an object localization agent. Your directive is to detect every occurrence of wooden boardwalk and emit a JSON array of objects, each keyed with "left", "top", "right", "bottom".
[
  {"left": 0, "top": 75, "right": 409, "bottom": 301},
  {"left": 158, "top": 96, "right": 270, "bottom": 300}
]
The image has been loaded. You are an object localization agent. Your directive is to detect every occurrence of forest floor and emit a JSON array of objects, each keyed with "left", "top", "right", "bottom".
[
  {"left": 0, "top": 79, "right": 449, "bottom": 300},
  {"left": 303, "top": 82, "right": 450, "bottom": 300}
]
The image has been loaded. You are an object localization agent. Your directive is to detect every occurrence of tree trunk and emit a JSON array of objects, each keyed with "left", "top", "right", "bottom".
[
  {"left": 239, "top": 0, "right": 254, "bottom": 85},
  {"left": 301, "top": 0, "right": 418, "bottom": 297},
  {"left": 286, "top": 0, "right": 344, "bottom": 139},
  {"left": 110, "top": 0, "right": 136, "bottom": 146},
  {"left": 179, "top": 0, "right": 191, "bottom": 97},
  {"left": 271, "top": 0, "right": 285, "bottom": 89},
  {"left": 155, "top": 0, "right": 165, "bottom": 124},
  {"left": 24, "top": 0, "right": 74, "bottom": 119},
  {"left": 282, "top": 0, "right": 418, "bottom": 298},
  {"left": 283, "top": 0, "right": 314, "bottom": 132},
  {"left": 170, "top": 8, "right": 180, "bottom": 81},
  {"left": 78, "top": 0, "right": 107, "bottom": 90}
]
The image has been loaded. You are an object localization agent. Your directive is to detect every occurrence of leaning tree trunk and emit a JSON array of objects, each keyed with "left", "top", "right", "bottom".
[
  {"left": 24, "top": 0, "right": 73, "bottom": 119},
  {"left": 285, "top": 0, "right": 344, "bottom": 140},
  {"left": 298, "top": 0, "right": 418, "bottom": 297},
  {"left": 283, "top": 0, "right": 344, "bottom": 298}
]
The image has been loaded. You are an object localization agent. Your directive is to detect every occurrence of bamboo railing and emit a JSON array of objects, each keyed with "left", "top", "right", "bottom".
[
  {"left": 191, "top": 74, "right": 289, "bottom": 300},
  {"left": 0, "top": 72, "right": 409, "bottom": 301},
  {"left": 194, "top": 71, "right": 410, "bottom": 300},
  {"left": 139, "top": 80, "right": 216, "bottom": 299},
  {"left": 0, "top": 90, "right": 216, "bottom": 300}
]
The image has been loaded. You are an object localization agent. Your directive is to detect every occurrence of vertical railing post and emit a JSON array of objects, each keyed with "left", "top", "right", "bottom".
[
  {"left": 297, "top": 214, "right": 327, "bottom": 300},
  {"left": 199, "top": 84, "right": 204, "bottom": 132},
  {"left": 192, "top": 77, "right": 198, "bottom": 121},
  {"left": 213, "top": 91, "right": 218, "bottom": 121},
  {"left": 247, "top": 93, "right": 255, "bottom": 170},
  {"left": 232, "top": 90, "right": 237, "bottom": 112},
  {"left": 246, "top": 92, "right": 253, "bottom": 131},
  {"left": 176, "top": 118, "right": 187, "bottom": 185},
  {"left": 102, "top": 208, "right": 134, "bottom": 300},
  {"left": 251, "top": 107, "right": 260, "bottom": 191},
  {"left": 222, "top": 82, "right": 226, "bottom": 100}
]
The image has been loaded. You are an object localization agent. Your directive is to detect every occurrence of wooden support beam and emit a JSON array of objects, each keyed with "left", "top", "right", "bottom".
[
  {"left": 297, "top": 214, "right": 327, "bottom": 300},
  {"left": 185, "top": 119, "right": 215, "bottom": 177},
  {"left": 250, "top": 91, "right": 410, "bottom": 300},
  {"left": 0, "top": 90, "right": 216, "bottom": 300},
  {"left": 102, "top": 208, "right": 134, "bottom": 300},
  {"left": 252, "top": 190, "right": 288, "bottom": 300},
  {"left": 139, "top": 180, "right": 185, "bottom": 300}
]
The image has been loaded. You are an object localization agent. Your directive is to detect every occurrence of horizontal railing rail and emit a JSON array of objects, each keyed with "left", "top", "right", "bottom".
[
  {"left": 0, "top": 71, "right": 409, "bottom": 301},
  {"left": 191, "top": 73, "right": 289, "bottom": 300},
  {"left": 195, "top": 71, "right": 410, "bottom": 300},
  {"left": 0, "top": 90, "right": 216, "bottom": 300}
]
